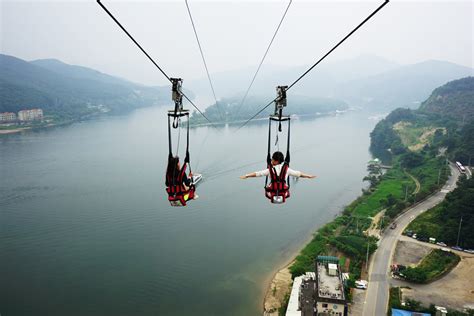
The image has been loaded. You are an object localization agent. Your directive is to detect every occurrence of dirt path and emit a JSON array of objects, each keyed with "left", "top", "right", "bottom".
[
  {"left": 405, "top": 171, "right": 420, "bottom": 194},
  {"left": 365, "top": 210, "right": 385, "bottom": 239}
]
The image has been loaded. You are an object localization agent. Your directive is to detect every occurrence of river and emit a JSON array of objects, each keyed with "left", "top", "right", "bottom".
[{"left": 0, "top": 105, "right": 379, "bottom": 316}]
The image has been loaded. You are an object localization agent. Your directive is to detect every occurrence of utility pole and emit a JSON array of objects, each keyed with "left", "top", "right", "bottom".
[
  {"left": 437, "top": 169, "right": 441, "bottom": 186},
  {"left": 366, "top": 240, "right": 370, "bottom": 272},
  {"left": 456, "top": 216, "right": 463, "bottom": 247},
  {"left": 404, "top": 185, "right": 408, "bottom": 201}
]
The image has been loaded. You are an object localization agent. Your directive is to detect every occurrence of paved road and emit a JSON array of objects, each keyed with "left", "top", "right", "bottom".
[{"left": 362, "top": 164, "right": 460, "bottom": 316}]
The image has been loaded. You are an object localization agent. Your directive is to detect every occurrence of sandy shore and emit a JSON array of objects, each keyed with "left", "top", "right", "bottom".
[
  {"left": 261, "top": 229, "right": 321, "bottom": 315},
  {"left": 0, "top": 128, "right": 29, "bottom": 134},
  {"left": 263, "top": 260, "right": 294, "bottom": 315}
]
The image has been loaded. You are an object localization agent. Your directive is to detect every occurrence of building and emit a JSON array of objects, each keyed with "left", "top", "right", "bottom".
[
  {"left": 286, "top": 256, "right": 348, "bottom": 316},
  {"left": 391, "top": 309, "right": 430, "bottom": 316},
  {"left": 314, "top": 256, "right": 347, "bottom": 316},
  {"left": 286, "top": 272, "right": 316, "bottom": 316},
  {"left": 0, "top": 112, "right": 17, "bottom": 122},
  {"left": 18, "top": 108, "right": 43, "bottom": 121}
]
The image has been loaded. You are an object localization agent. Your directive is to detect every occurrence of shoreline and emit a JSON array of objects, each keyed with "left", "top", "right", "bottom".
[{"left": 261, "top": 221, "right": 332, "bottom": 315}]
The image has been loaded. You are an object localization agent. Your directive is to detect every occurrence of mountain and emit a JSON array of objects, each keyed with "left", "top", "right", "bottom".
[
  {"left": 419, "top": 77, "right": 474, "bottom": 121},
  {"left": 337, "top": 60, "right": 473, "bottom": 110},
  {"left": 370, "top": 76, "right": 474, "bottom": 164},
  {"left": 187, "top": 54, "right": 399, "bottom": 101},
  {"left": 30, "top": 58, "right": 132, "bottom": 87},
  {"left": 0, "top": 54, "right": 168, "bottom": 118},
  {"left": 188, "top": 56, "right": 472, "bottom": 113}
]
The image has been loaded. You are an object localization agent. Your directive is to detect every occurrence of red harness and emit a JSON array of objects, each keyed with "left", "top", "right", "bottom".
[
  {"left": 265, "top": 163, "right": 290, "bottom": 203},
  {"left": 166, "top": 164, "right": 195, "bottom": 206}
]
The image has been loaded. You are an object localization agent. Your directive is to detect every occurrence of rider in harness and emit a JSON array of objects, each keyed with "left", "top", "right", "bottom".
[
  {"left": 166, "top": 156, "right": 198, "bottom": 206},
  {"left": 240, "top": 151, "right": 316, "bottom": 202}
]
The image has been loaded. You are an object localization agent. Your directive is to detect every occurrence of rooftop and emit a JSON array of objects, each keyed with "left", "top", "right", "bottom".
[
  {"left": 316, "top": 262, "right": 345, "bottom": 302},
  {"left": 286, "top": 272, "right": 316, "bottom": 316}
]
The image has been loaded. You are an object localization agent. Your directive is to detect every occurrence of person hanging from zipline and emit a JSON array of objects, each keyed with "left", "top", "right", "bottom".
[
  {"left": 166, "top": 156, "right": 198, "bottom": 206},
  {"left": 240, "top": 151, "right": 316, "bottom": 202},
  {"left": 240, "top": 86, "right": 316, "bottom": 203},
  {"left": 165, "top": 78, "right": 201, "bottom": 207}
]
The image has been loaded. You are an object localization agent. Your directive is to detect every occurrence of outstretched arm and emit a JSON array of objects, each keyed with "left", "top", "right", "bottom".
[
  {"left": 240, "top": 172, "right": 257, "bottom": 179},
  {"left": 299, "top": 173, "right": 316, "bottom": 179}
]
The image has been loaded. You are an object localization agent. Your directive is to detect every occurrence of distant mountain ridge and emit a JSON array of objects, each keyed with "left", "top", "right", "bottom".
[
  {"left": 0, "top": 54, "right": 168, "bottom": 118},
  {"left": 188, "top": 55, "right": 473, "bottom": 112},
  {"left": 338, "top": 60, "right": 473, "bottom": 110}
]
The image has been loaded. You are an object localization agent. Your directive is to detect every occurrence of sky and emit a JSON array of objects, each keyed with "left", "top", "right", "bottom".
[{"left": 1, "top": 0, "right": 473, "bottom": 87}]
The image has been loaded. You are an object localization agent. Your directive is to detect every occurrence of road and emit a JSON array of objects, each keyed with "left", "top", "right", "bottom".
[{"left": 362, "top": 164, "right": 460, "bottom": 316}]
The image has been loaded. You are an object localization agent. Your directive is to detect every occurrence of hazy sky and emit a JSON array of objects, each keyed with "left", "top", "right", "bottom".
[{"left": 1, "top": 0, "right": 473, "bottom": 86}]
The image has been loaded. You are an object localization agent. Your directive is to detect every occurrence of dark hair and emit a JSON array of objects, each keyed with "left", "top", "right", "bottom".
[
  {"left": 166, "top": 156, "right": 180, "bottom": 182},
  {"left": 272, "top": 151, "right": 284, "bottom": 164}
]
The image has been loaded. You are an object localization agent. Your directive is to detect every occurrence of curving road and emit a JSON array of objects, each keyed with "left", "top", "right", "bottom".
[{"left": 362, "top": 163, "right": 460, "bottom": 316}]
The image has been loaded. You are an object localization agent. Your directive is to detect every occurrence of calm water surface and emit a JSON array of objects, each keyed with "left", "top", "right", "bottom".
[{"left": 0, "top": 106, "right": 378, "bottom": 316}]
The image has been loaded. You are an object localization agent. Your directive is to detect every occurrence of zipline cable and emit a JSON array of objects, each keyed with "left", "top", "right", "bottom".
[
  {"left": 233, "top": 0, "right": 292, "bottom": 120},
  {"left": 236, "top": 0, "right": 389, "bottom": 131},
  {"left": 96, "top": 0, "right": 211, "bottom": 123},
  {"left": 185, "top": 0, "right": 224, "bottom": 122}
]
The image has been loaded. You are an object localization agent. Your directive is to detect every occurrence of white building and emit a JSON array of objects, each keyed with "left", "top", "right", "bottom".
[
  {"left": 315, "top": 260, "right": 347, "bottom": 316},
  {"left": 0, "top": 112, "right": 17, "bottom": 122},
  {"left": 18, "top": 108, "right": 43, "bottom": 121},
  {"left": 286, "top": 256, "right": 347, "bottom": 316}
]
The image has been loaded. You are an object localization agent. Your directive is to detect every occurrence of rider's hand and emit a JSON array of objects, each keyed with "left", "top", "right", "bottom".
[{"left": 240, "top": 175, "right": 247, "bottom": 179}]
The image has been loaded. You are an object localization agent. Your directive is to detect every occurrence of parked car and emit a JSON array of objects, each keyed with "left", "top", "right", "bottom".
[
  {"left": 464, "top": 249, "right": 474, "bottom": 254},
  {"left": 436, "top": 242, "right": 447, "bottom": 247},
  {"left": 412, "top": 234, "right": 417, "bottom": 239},
  {"left": 390, "top": 223, "right": 397, "bottom": 229},
  {"left": 451, "top": 246, "right": 463, "bottom": 251},
  {"left": 355, "top": 280, "right": 368, "bottom": 289},
  {"left": 418, "top": 236, "right": 429, "bottom": 242},
  {"left": 429, "top": 237, "right": 436, "bottom": 244},
  {"left": 441, "top": 247, "right": 451, "bottom": 252},
  {"left": 405, "top": 230, "right": 413, "bottom": 237}
]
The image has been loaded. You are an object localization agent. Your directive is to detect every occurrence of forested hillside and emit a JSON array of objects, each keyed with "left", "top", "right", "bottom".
[{"left": 0, "top": 54, "right": 168, "bottom": 119}]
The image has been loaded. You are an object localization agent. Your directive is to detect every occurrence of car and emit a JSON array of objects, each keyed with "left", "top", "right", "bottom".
[
  {"left": 412, "top": 234, "right": 417, "bottom": 239},
  {"left": 436, "top": 242, "right": 447, "bottom": 247},
  {"left": 464, "top": 249, "right": 474, "bottom": 254},
  {"left": 390, "top": 223, "right": 397, "bottom": 229},
  {"left": 440, "top": 247, "right": 451, "bottom": 252},
  {"left": 418, "top": 236, "right": 429, "bottom": 242},
  {"left": 451, "top": 246, "right": 463, "bottom": 251},
  {"left": 355, "top": 280, "right": 368, "bottom": 289}
]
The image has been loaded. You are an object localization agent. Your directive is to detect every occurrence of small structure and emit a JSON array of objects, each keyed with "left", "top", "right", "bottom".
[
  {"left": 18, "top": 108, "right": 43, "bottom": 121},
  {"left": 0, "top": 112, "right": 17, "bottom": 122},
  {"left": 391, "top": 308, "right": 430, "bottom": 316},
  {"left": 328, "top": 263, "right": 338, "bottom": 276}
]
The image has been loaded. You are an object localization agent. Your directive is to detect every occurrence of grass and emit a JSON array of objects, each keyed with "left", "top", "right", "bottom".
[
  {"left": 409, "top": 156, "right": 448, "bottom": 195},
  {"left": 347, "top": 167, "right": 413, "bottom": 217},
  {"left": 402, "top": 249, "right": 460, "bottom": 283},
  {"left": 406, "top": 204, "right": 444, "bottom": 238}
]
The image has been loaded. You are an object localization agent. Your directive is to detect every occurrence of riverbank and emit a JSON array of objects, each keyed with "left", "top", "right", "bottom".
[{"left": 262, "top": 157, "right": 447, "bottom": 314}]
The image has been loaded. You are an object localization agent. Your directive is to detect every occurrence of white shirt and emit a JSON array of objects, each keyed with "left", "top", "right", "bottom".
[{"left": 255, "top": 163, "right": 302, "bottom": 178}]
